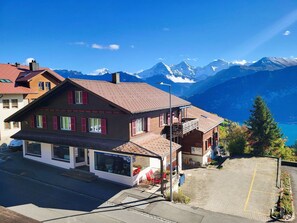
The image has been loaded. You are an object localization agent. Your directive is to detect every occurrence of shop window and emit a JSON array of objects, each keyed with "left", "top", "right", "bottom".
[
  {"left": 11, "top": 99, "right": 18, "bottom": 108},
  {"left": 26, "top": 141, "right": 41, "bottom": 156},
  {"left": 94, "top": 152, "right": 131, "bottom": 177},
  {"left": 52, "top": 145, "right": 70, "bottom": 162},
  {"left": 2, "top": 99, "right": 9, "bottom": 109}
]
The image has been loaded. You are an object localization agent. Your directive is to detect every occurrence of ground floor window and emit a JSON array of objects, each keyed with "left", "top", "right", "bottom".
[
  {"left": 26, "top": 141, "right": 41, "bottom": 156},
  {"left": 52, "top": 145, "right": 70, "bottom": 162},
  {"left": 94, "top": 152, "right": 131, "bottom": 176}
]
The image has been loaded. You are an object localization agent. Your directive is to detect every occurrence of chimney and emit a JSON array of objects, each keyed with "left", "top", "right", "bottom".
[
  {"left": 29, "top": 60, "right": 39, "bottom": 71},
  {"left": 15, "top": 62, "right": 20, "bottom": 67},
  {"left": 112, "top": 72, "right": 120, "bottom": 84}
]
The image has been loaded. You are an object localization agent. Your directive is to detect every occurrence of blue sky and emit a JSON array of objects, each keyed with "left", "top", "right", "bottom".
[{"left": 1, "top": 0, "right": 297, "bottom": 74}]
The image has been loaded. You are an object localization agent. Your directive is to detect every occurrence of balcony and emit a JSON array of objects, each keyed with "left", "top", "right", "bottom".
[{"left": 165, "top": 118, "right": 199, "bottom": 138}]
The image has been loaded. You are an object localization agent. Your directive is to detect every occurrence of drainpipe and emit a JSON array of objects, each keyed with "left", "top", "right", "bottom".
[{"left": 160, "top": 157, "right": 164, "bottom": 196}]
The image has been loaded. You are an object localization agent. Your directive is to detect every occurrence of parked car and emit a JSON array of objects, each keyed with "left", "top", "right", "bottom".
[{"left": 8, "top": 139, "right": 23, "bottom": 151}]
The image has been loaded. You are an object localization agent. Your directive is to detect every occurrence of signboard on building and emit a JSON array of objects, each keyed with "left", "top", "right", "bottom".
[{"left": 191, "top": 147, "right": 202, "bottom": 155}]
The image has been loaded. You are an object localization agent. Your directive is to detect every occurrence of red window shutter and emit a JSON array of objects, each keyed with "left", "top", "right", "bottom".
[
  {"left": 159, "top": 114, "right": 163, "bottom": 127},
  {"left": 67, "top": 91, "right": 73, "bottom": 104},
  {"left": 71, "top": 117, "right": 76, "bottom": 131},
  {"left": 82, "top": 91, "right": 88, "bottom": 104},
  {"left": 53, "top": 116, "right": 58, "bottom": 130},
  {"left": 42, "top": 115, "right": 47, "bottom": 129},
  {"left": 101, "top": 119, "right": 107, "bottom": 135},
  {"left": 81, "top": 118, "right": 87, "bottom": 132},
  {"left": 131, "top": 120, "right": 136, "bottom": 136},
  {"left": 147, "top": 117, "right": 150, "bottom": 132},
  {"left": 30, "top": 115, "right": 35, "bottom": 128}
]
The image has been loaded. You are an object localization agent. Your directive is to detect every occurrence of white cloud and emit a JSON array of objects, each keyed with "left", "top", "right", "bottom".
[
  {"left": 158, "top": 57, "right": 165, "bottom": 61},
  {"left": 232, "top": 59, "right": 247, "bottom": 65},
  {"left": 283, "top": 30, "right": 291, "bottom": 36},
  {"left": 163, "top": 27, "right": 170, "bottom": 32},
  {"left": 92, "top": 43, "right": 120, "bottom": 51},
  {"left": 166, "top": 74, "right": 195, "bottom": 83},
  {"left": 24, "top": 57, "right": 35, "bottom": 65},
  {"left": 186, "top": 57, "right": 198, "bottom": 62}
]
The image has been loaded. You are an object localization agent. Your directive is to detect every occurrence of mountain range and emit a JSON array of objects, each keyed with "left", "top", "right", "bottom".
[{"left": 55, "top": 56, "right": 297, "bottom": 123}]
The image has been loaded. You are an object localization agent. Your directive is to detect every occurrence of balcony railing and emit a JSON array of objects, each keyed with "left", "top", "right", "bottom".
[{"left": 165, "top": 118, "right": 199, "bottom": 137}]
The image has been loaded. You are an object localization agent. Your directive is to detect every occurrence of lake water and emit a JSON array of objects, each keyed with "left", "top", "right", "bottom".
[{"left": 279, "top": 123, "right": 297, "bottom": 146}]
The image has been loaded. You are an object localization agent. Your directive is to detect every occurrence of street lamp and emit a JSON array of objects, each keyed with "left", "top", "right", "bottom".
[{"left": 159, "top": 82, "right": 173, "bottom": 202}]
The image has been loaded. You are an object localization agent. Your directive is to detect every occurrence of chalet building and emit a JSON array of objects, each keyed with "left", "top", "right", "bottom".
[
  {"left": 6, "top": 74, "right": 223, "bottom": 189},
  {"left": 0, "top": 61, "right": 64, "bottom": 144}
]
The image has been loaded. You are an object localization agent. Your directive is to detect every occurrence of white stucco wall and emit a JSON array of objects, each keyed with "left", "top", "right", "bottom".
[
  {"left": 0, "top": 95, "right": 29, "bottom": 145},
  {"left": 23, "top": 141, "right": 75, "bottom": 169},
  {"left": 149, "top": 157, "right": 161, "bottom": 169},
  {"left": 182, "top": 150, "right": 212, "bottom": 166}
]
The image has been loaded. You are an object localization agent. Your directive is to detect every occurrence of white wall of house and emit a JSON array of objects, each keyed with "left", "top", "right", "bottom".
[
  {"left": 182, "top": 149, "right": 211, "bottom": 166},
  {"left": 0, "top": 94, "right": 29, "bottom": 145},
  {"left": 149, "top": 157, "right": 160, "bottom": 169},
  {"left": 23, "top": 141, "right": 75, "bottom": 169}
]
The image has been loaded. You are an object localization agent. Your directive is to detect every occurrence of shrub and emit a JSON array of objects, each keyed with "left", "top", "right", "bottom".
[{"left": 165, "top": 189, "right": 190, "bottom": 204}]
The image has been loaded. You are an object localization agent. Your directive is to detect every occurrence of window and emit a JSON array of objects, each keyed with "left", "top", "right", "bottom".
[
  {"left": 60, "top": 116, "right": 72, "bottom": 131},
  {"left": 45, "top": 82, "right": 51, "bottom": 91},
  {"left": 26, "top": 141, "right": 41, "bottom": 156},
  {"left": 135, "top": 118, "right": 145, "bottom": 134},
  {"left": 94, "top": 151, "right": 131, "bottom": 176},
  {"left": 36, "top": 115, "right": 43, "bottom": 128},
  {"left": 52, "top": 145, "right": 70, "bottom": 162},
  {"left": 0, "top": 79, "right": 12, "bottom": 83},
  {"left": 2, "top": 99, "right": 9, "bottom": 109},
  {"left": 4, "top": 122, "right": 11, "bottom": 129},
  {"left": 13, "top": 122, "right": 19, "bottom": 128},
  {"left": 11, "top": 99, "right": 18, "bottom": 108},
  {"left": 89, "top": 118, "right": 101, "bottom": 133},
  {"left": 38, "top": 82, "right": 44, "bottom": 90},
  {"left": 75, "top": 91, "right": 83, "bottom": 104}
]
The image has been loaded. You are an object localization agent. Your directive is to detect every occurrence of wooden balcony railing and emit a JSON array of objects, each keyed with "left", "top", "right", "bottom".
[{"left": 165, "top": 118, "right": 199, "bottom": 137}]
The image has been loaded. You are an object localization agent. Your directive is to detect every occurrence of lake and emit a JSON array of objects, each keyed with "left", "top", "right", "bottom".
[{"left": 279, "top": 123, "right": 297, "bottom": 146}]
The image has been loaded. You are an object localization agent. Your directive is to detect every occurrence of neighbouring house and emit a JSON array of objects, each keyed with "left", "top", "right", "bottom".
[
  {"left": 5, "top": 73, "right": 223, "bottom": 190},
  {"left": 0, "top": 61, "right": 64, "bottom": 145}
]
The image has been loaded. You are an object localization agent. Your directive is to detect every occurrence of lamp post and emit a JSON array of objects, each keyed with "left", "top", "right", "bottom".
[{"left": 159, "top": 82, "right": 173, "bottom": 202}]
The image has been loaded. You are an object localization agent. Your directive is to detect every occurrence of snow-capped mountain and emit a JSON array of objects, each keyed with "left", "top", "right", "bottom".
[
  {"left": 249, "top": 57, "right": 297, "bottom": 70},
  {"left": 171, "top": 61, "right": 196, "bottom": 78},
  {"left": 137, "top": 62, "right": 173, "bottom": 79},
  {"left": 89, "top": 68, "right": 109, "bottom": 76}
]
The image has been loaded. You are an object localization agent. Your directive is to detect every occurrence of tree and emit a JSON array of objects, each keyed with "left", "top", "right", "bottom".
[
  {"left": 226, "top": 125, "right": 248, "bottom": 156},
  {"left": 246, "top": 96, "right": 282, "bottom": 156}
]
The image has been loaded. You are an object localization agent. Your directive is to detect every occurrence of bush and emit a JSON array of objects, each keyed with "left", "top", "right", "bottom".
[{"left": 165, "top": 189, "right": 190, "bottom": 204}]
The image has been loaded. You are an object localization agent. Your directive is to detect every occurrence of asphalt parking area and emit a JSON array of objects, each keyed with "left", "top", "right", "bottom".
[{"left": 181, "top": 157, "right": 279, "bottom": 222}]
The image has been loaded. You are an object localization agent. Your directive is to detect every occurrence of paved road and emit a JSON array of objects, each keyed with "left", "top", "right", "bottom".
[
  {"left": 181, "top": 157, "right": 279, "bottom": 222},
  {"left": 282, "top": 166, "right": 297, "bottom": 223}
]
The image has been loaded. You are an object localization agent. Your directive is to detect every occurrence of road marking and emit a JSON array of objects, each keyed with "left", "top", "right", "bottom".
[{"left": 244, "top": 164, "right": 257, "bottom": 211}]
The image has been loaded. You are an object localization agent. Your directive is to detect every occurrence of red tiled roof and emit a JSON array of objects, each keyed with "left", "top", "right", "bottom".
[
  {"left": 0, "top": 64, "right": 64, "bottom": 94},
  {"left": 70, "top": 78, "right": 190, "bottom": 114},
  {"left": 187, "top": 106, "right": 224, "bottom": 133}
]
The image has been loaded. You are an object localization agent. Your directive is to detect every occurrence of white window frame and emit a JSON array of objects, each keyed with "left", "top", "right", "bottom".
[
  {"left": 38, "top": 82, "right": 44, "bottom": 90},
  {"left": 2, "top": 99, "right": 9, "bottom": 109},
  {"left": 88, "top": 118, "right": 101, "bottom": 133},
  {"left": 135, "top": 118, "right": 145, "bottom": 134},
  {"left": 60, "top": 116, "right": 71, "bottom": 131},
  {"left": 75, "top": 91, "right": 83, "bottom": 104},
  {"left": 11, "top": 99, "right": 18, "bottom": 108},
  {"left": 45, "top": 82, "right": 51, "bottom": 91},
  {"left": 36, "top": 115, "right": 43, "bottom": 128}
]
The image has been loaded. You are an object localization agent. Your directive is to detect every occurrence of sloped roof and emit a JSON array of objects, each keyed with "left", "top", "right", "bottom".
[
  {"left": 0, "top": 64, "right": 64, "bottom": 94},
  {"left": 187, "top": 106, "right": 224, "bottom": 133},
  {"left": 70, "top": 78, "right": 190, "bottom": 114},
  {"left": 12, "top": 130, "right": 178, "bottom": 158}
]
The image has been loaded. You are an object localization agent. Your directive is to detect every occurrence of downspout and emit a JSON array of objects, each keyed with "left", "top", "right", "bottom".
[{"left": 160, "top": 157, "right": 164, "bottom": 196}]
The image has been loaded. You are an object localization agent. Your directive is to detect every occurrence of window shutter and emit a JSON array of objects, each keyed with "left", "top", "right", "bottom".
[
  {"left": 159, "top": 114, "right": 163, "bottom": 127},
  {"left": 147, "top": 117, "right": 150, "bottom": 132},
  {"left": 30, "top": 115, "right": 35, "bottom": 128},
  {"left": 71, "top": 116, "right": 76, "bottom": 131},
  {"left": 131, "top": 120, "right": 136, "bottom": 136},
  {"left": 42, "top": 115, "right": 47, "bottom": 129},
  {"left": 53, "top": 116, "right": 58, "bottom": 130},
  {"left": 81, "top": 118, "right": 87, "bottom": 132},
  {"left": 101, "top": 119, "right": 107, "bottom": 135},
  {"left": 82, "top": 91, "right": 88, "bottom": 104},
  {"left": 67, "top": 91, "right": 73, "bottom": 104}
]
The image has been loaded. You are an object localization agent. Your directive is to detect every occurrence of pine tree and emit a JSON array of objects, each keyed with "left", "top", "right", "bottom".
[{"left": 246, "top": 96, "right": 282, "bottom": 155}]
